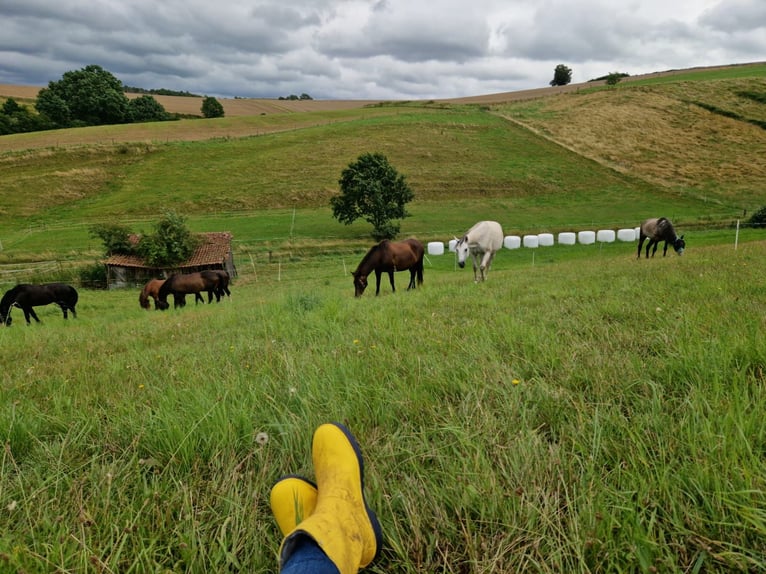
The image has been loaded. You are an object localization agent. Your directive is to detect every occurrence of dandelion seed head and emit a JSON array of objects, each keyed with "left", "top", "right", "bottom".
[{"left": 255, "top": 432, "right": 269, "bottom": 446}]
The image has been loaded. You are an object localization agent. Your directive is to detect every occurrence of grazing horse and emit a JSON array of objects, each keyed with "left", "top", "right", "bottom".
[
  {"left": 0, "top": 283, "right": 78, "bottom": 326},
  {"left": 637, "top": 217, "right": 685, "bottom": 258},
  {"left": 157, "top": 271, "right": 223, "bottom": 310},
  {"left": 454, "top": 220, "right": 504, "bottom": 282},
  {"left": 352, "top": 238, "right": 424, "bottom": 297},
  {"left": 139, "top": 278, "right": 166, "bottom": 310}
]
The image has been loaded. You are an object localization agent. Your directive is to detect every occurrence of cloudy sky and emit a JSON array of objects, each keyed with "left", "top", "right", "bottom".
[{"left": 1, "top": 0, "right": 764, "bottom": 100}]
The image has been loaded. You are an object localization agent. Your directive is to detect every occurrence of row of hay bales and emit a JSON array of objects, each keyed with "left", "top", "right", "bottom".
[{"left": 427, "top": 227, "right": 640, "bottom": 255}]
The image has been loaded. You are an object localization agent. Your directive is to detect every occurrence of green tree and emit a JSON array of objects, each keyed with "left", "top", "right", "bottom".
[
  {"left": 135, "top": 211, "right": 199, "bottom": 267},
  {"left": 201, "top": 96, "right": 224, "bottom": 118},
  {"left": 35, "top": 64, "right": 129, "bottom": 127},
  {"left": 748, "top": 206, "right": 766, "bottom": 229},
  {"left": 605, "top": 72, "right": 624, "bottom": 86},
  {"left": 0, "top": 98, "right": 48, "bottom": 134},
  {"left": 88, "top": 223, "right": 134, "bottom": 256},
  {"left": 330, "top": 152, "right": 414, "bottom": 240},
  {"left": 550, "top": 64, "right": 573, "bottom": 86},
  {"left": 127, "top": 94, "right": 169, "bottom": 122}
]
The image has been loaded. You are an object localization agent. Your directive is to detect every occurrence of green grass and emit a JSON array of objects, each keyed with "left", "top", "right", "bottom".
[
  {"left": 1, "top": 65, "right": 765, "bottom": 572},
  {"left": 1, "top": 241, "right": 764, "bottom": 572}
]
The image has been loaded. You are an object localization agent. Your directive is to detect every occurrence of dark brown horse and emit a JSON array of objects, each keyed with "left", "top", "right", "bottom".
[
  {"left": 637, "top": 217, "right": 686, "bottom": 258},
  {"left": 157, "top": 271, "right": 223, "bottom": 310},
  {"left": 1, "top": 283, "right": 78, "bottom": 326},
  {"left": 352, "top": 238, "right": 424, "bottom": 297}
]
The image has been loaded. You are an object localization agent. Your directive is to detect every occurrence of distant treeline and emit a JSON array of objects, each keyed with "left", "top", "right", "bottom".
[{"left": 124, "top": 86, "right": 202, "bottom": 98}]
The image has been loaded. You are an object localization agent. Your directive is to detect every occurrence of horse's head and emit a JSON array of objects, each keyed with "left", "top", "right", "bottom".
[
  {"left": 139, "top": 291, "right": 151, "bottom": 310},
  {"left": 156, "top": 299, "right": 170, "bottom": 311},
  {"left": 454, "top": 236, "right": 469, "bottom": 268},
  {"left": 0, "top": 312, "right": 11, "bottom": 327},
  {"left": 673, "top": 235, "right": 686, "bottom": 255},
  {"left": 352, "top": 271, "right": 368, "bottom": 297}
]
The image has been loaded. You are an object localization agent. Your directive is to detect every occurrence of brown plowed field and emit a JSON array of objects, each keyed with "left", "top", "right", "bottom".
[{"left": 0, "top": 63, "right": 758, "bottom": 117}]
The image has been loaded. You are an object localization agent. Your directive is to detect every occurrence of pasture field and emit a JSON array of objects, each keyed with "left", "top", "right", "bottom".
[
  {"left": 1, "top": 240, "right": 765, "bottom": 573},
  {"left": 1, "top": 64, "right": 765, "bottom": 572}
]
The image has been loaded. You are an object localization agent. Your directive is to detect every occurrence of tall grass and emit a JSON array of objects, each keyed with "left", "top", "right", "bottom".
[{"left": 1, "top": 240, "right": 764, "bottom": 572}]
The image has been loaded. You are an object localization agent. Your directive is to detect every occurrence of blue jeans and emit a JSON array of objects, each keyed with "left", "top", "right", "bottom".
[{"left": 280, "top": 534, "right": 339, "bottom": 574}]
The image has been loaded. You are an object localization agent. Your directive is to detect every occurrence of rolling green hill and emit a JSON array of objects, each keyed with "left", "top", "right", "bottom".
[{"left": 1, "top": 63, "right": 765, "bottom": 273}]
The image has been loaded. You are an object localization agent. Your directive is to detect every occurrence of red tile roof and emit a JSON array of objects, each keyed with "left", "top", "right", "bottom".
[{"left": 104, "top": 232, "right": 232, "bottom": 269}]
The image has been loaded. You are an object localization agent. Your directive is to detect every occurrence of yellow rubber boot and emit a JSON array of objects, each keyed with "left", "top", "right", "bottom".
[
  {"left": 270, "top": 475, "right": 318, "bottom": 535},
  {"left": 279, "top": 422, "right": 383, "bottom": 574}
]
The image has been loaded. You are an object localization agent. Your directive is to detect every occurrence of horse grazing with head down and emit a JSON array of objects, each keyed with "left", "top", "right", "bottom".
[
  {"left": 637, "top": 217, "right": 685, "bottom": 258},
  {"left": 454, "top": 220, "right": 504, "bottom": 282},
  {"left": 0, "top": 283, "right": 78, "bottom": 326},
  {"left": 157, "top": 271, "right": 223, "bottom": 310},
  {"left": 139, "top": 278, "right": 166, "bottom": 310},
  {"left": 352, "top": 238, "right": 424, "bottom": 297}
]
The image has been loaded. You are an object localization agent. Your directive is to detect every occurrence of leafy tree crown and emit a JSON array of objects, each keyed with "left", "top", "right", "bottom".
[
  {"left": 330, "top": 152, "right": 414, "bottom": 240},
  {"left": 201, "top": 96, "right": 225, "bottom": 118},
  {"left": 550, "top": 64, "right": 573, "bottom": 87}
]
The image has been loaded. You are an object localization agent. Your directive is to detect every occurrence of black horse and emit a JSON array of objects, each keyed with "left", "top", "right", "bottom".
[
  {"left": 637, "top": 217, "right": 686, "bottom": 258},
  {"left": 0, "top": 283, "right": 79, "bottom": 326}
]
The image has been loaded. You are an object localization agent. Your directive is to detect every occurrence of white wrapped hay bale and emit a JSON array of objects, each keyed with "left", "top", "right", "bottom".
[
  {"left": 427, "top": 241, "right": 445, "bottom": 255},
  {"left": 504, "top": 235, "right": 521, "bottom": 249},
  {"left": 523, "top": 235, "right": 539, "bottom": 248},
  {"left": 538, "top": 233, "right": 554, "bottom": 246},
  {"left": 558, "top": 232, "right": 576, "bottom": 245},
  {"left": 578, "top": 231, "right": 596, "bottom": 245},
  {"left": 597, "top": 229, "right": 616, "bottom": 243},
  {"left": 617, "top": 228, "right": 637, "bottom": 242},
  {"left": 448, "top": 239, "right": 458, "bottom": 252}
]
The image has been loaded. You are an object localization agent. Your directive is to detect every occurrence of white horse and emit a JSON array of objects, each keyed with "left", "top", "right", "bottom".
[{"left": 454, "top": 220, "right": 504, "bottom": 282}]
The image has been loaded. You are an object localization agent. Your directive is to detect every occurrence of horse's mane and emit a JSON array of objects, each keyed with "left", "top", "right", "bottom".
[{"left": 355, "top": 241, "right": 387, "bottom": 272}]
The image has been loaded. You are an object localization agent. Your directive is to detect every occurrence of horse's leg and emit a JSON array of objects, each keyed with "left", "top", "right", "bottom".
[
  {"left": 662, "top": 241, "right": 669, "bottom": 256},
  {"left": 407, "top": 269, "right": 416, "bottom": 290},
  {"left": 388, "top": 271, "right": 396, "bottom": 293},
  {"left": 471, "top": 253, "right": 480, "bottom": 282},
  {"left": 645, "top": 239, "right": 654, "bottom": 258},
  {"left": 25, "top": 307, "right": 40, "bottom": 324},
  {"left": 637, "top": 236, "right": 644, "bottom": 258},
  {"left": 651, "top": 241, "right": 659, "bottom": 258},
  {"left": 375, "top": 270, "right": 383, "bottom": 296},
  {"left": 195, "top": 292, "right": 204, "bottom": 305},
  {"left": 480, "top": 251, "right": 494, "bottom": 281},
  {"left": 59, "top": 304, "right": 68, "bottom": 319}
]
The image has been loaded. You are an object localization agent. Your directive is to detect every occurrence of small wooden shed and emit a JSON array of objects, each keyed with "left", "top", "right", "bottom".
[{"left": 104, "top": 231, "right": 237, "bottom": 289}]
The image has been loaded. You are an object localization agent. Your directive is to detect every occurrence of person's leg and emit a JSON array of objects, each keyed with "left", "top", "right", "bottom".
[
  {"left": 280, "top": 534, "right": 340, "bottom": 574},
  {"left": 277, "top": 423, "right": 382, "bottom": 574}
]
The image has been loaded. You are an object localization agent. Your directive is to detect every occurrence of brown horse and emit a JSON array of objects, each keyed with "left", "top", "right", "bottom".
[
  {"left": 352, "top": 238, "right": 424, "bottom": 297},
  {"left": 637, "top": 217, "right": 686, "bottom": 258},
  {"left": 139, "top": 278, "right": 166, "bottom": 310},
  {"left": 157, "top": 272, "right": 222, "bottom": 310}
]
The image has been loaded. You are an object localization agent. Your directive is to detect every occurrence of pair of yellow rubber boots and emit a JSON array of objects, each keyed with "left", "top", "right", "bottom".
[{"left": 270, "top": 422, "right": 383, "bottom": 574}]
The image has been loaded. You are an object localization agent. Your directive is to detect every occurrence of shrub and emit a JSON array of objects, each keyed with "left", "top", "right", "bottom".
[{"left": 747, "top": 206, "right": 766, "bottom": 229}]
